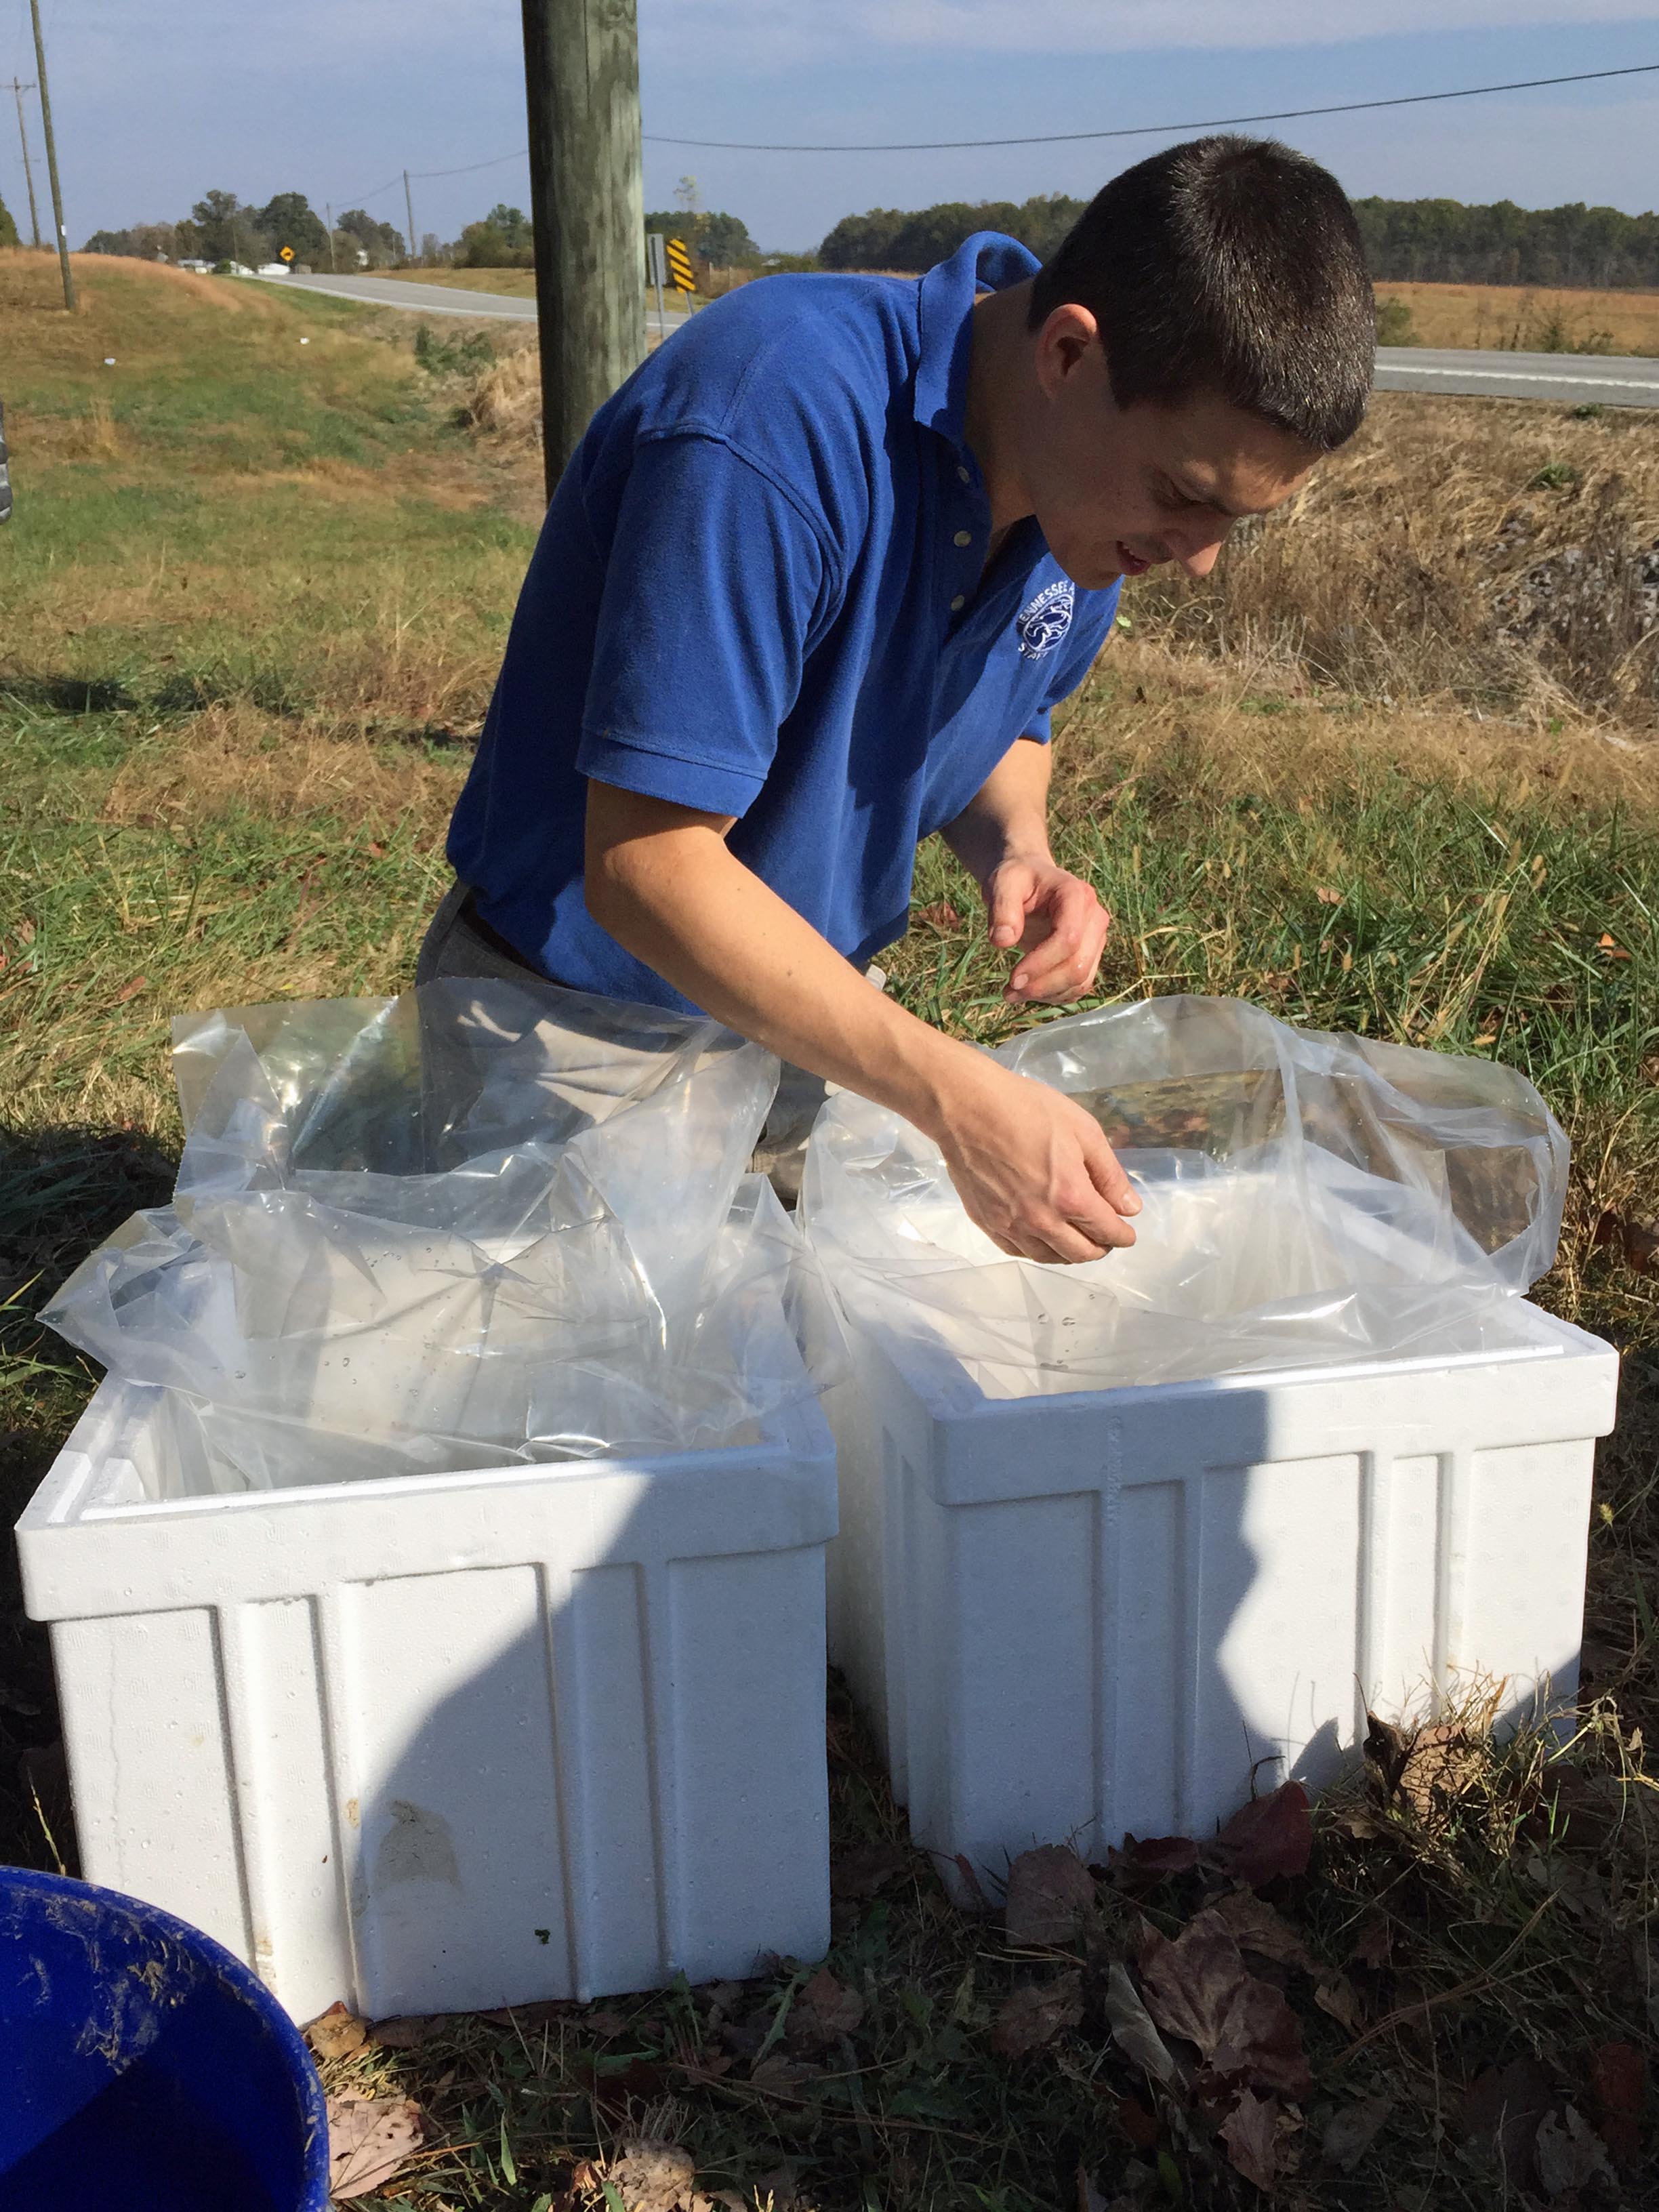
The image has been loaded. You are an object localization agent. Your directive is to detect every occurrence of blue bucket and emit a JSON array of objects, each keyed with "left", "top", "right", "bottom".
[{"left": 0, "top": 1866, "right": 331, "bottom": 2211}]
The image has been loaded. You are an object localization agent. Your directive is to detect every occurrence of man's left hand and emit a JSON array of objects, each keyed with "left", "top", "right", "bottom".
[{"left": 984, "top": 857, "right": 1111, "bottom": 1006}]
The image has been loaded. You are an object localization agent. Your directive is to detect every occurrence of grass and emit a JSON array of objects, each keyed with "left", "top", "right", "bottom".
[
  {"left": 1372, "top": 281, "right": 1659, "bottom": 357},
  {"left": 1, "top": 253, "right": 1658, "bottom": 2207}
]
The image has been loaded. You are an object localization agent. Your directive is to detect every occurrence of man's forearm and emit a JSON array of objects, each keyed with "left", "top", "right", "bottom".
[
  {"left": 941, "top": 735, "right": 1054, "bottom": 888},
  {"left": 585, "top": 787, "right": 982, "bottom": 1143}
]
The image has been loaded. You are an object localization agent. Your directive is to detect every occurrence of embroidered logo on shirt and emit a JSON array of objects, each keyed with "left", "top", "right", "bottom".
[{"left": 1015, "top": 578, "right": 1075, "bottom": 659}]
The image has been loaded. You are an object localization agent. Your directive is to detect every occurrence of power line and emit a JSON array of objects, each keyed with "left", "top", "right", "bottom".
[
  {"left": 637, "top": 58, "right": 1659, "bottom": 154},
  {"left": 321, "top": 54, "right": 1659, "bottom": 213}
]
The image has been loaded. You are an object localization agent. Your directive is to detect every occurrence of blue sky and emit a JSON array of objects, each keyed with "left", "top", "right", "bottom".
[{"left": 3, "top": 1, "right": 1657, "bottom": 253}]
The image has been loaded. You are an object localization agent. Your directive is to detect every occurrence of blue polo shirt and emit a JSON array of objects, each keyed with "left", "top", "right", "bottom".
[{"left": 447, "top": 231, "right": 1121, "bottom": 1013}]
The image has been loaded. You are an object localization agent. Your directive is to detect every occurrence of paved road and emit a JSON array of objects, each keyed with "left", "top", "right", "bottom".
[
  {"left": 1374, "top": 344, "right": 1659, "bottom": 408},
  {"left": 265, "top": 268, "right": 684, "bottom": 337},
  {"left": 266, "top": 273, "right": 1659, "bottom": 406}
]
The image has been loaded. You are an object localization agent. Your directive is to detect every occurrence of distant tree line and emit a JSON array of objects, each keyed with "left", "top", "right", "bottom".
[
  {"left": 817, "top": 192, "right": 1659, "bottom": 289},
  {"left": 1351, "top": 199, "right": 1659, "bottom": 289},
  {"left": 819, "top": 196, "right": 1082, "bottom": 272},
  {"left": 0, "top": 190, "right": 18, "bottom": 249},
  {"left": 82, "top": 190, "right": 407, "bottom": 271},
  {"left": 455, "top": 200, "right": 763, "bottom": 270}
]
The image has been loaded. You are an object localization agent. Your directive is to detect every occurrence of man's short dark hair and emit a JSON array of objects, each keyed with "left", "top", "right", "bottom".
[{"left": 1028, "top": 136, "right": 1374, "bottom": 451}]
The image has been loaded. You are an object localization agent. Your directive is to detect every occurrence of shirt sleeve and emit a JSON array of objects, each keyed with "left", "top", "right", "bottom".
[{"left": 576, "top": 432, "right": 834, "bottom": 819}]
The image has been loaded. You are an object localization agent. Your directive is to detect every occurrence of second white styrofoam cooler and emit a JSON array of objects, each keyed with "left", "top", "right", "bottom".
[
  {"left": 18, "top": 1377, "right": 838, "bottom": 2024},
  {"left": 825, "top": 1301, "right": 1618, "bottom": 1896}
]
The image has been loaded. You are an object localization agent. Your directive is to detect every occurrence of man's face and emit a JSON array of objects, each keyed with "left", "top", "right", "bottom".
[{"left": 1019, "top": 305, "right": 1317, "bottom": 592}]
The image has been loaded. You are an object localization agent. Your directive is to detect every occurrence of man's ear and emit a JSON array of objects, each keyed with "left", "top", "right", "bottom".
[{"left": 1033, "top": 302, "right": 1101, "bottom": 397}]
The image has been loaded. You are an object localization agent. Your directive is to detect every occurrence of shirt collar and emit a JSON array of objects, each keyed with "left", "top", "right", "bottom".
[{"left": 913, "top": 230, "right": 1040, "bottom": 452}]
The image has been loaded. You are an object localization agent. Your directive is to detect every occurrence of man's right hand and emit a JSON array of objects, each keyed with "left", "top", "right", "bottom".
[
  {"left": 928, "top": 1052, "right": 1141, "bottom": 1264},
  {"left": 583, "top": 780, "right": 1143, "bottom": 1265}
]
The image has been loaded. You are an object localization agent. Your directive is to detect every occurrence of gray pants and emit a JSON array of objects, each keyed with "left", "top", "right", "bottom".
[{"left": 415, "top": 882, "right": 852, "bottom": 1204}]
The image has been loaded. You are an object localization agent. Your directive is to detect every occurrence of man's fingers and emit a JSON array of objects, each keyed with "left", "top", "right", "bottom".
[
  {"left": 1082, "top": 1128, "right": 1143, "bottom": 1218},
  {"left": 1009, "top": 904, "right": 1111, "bottom": 1001},
  {"left": 987, "top": 864, "right": 1037, "bottom": 949},
  {"left": 1007, "top": 883, "right": 1109, "bottom": 1000}
]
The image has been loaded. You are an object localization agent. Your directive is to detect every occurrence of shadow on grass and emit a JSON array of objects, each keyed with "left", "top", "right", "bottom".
[
  {"left": 0, "top": 675, "right": 138, "bottom": 716},
  {"left": 1, "top": 1120, "right": 178, "bottom": 1873}
]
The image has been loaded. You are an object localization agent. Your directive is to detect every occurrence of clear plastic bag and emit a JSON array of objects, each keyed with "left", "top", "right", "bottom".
[
  {"left": 800, "top": 995, "right": 1568, "bottom": 1397},
  {"left": 45, "top": 978, "right": 841, "bottom": 1495}
]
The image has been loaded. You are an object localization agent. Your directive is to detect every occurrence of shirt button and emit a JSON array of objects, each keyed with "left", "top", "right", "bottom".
[
  {"left": 949, "top": 593, "right": 966, "bottom": 611},
  {"left": 953, "top": 529, "right": 972, "bottom": 547},
  {"left": 957, "top": 465, "right": 970, "bottom": 483}
]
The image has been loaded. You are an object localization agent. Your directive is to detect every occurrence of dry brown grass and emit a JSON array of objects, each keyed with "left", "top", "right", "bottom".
[
  {"left": 1130, "top": 390, "right": 1659, "bottom": 724},
  {"left": 460, "top": 339, "right": 544, "bottom": 442},
  {"left": 1378, "top": 278, "right": 1659, "bottom": 356},
  {"left": 98, "top": 704, "right": 466, "bottom": 830},
  {"left": 1054, "top": 637, "right": 1659, "bottom": 815}
]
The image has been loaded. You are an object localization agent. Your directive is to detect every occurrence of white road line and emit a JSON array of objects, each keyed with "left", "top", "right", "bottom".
[{"left": 1378, "top": 363, "right": 1659, "bottom": 392}]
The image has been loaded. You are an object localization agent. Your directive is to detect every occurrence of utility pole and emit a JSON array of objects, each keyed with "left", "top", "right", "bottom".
[
  {"left": 7, "top": 79, "right": 41, "bottom": 248},
  {"left": 325, "top": 201, "right": 337, "bottom": 272},
  {"left": 521, "top": 0, "right": 646, "bottom": 497},
  {"left": 27, "top": 0, "right": 73, "bottom": 308},
  {"left": 403, "top": 170, "right": 416, "bottom": 262}
]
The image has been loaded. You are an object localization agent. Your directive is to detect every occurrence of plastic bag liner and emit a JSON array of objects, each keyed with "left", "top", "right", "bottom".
[
  {"left": 44, "top": 977, "right": 843, "bottom": 1496},
  {"left": 799, "top": 995, "right": 1568, "bottom": 1399}
]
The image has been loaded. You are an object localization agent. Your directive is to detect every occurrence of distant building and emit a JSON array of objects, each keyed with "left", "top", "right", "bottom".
[{"left": 176, "top": 258, "right": 211, "bottom": 273}]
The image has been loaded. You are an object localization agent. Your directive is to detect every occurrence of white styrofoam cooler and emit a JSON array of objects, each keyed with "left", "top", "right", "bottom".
[
  {"left": 18, "top": 1378, "right": 838, "bottom": 2024},
  {"left": 825, "top": 1300, "right": 1618, "bottom": 1896}
]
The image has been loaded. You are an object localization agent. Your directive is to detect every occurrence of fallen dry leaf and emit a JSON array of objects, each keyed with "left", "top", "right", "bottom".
[
  {"left": 1348, "top": 1914, "right": 1393, "bottom": 1969},
  {"left": 750, "top": 2052, "right": 820, "bottom": 2092},
  {"left": 1076, "top": 2162, "right": 1110, "bottom": 2212},
  {"left": 114, "top": 975, "right": 148, "bottom": 1005},
  {"left": 1214, "top": 1782, "right": 1313, "bottom": 1887},
  {"left": 605, "top": 2137, "right": 698, "bottom": 2212},
  {"left": 1313, "top": 1973, "right": 1364, "bottom": 2030},
  {"left": 1141, "top": 1914, "right": 1312, "bottom": 2098},
  {"left": 1219, "top": 2088, "right": 1282, "bottom": 2192},
  {"left": 1591, "top": 2039, "right": 1645, "bottom": 2165},
  {"left": 1103, "top": 1961, "right": 1177, "bottom": 2086},
  {"left": 919, "top": 899, "right": 963, "bottom": 932},
  {"left": 1596, "top": 932, "right": 1631, "bottom": 960},
  {"left": 369, "top": 2013, "right": 443, "bottom": 2050},
  {"left": 327, "top": 2094, "right": 424, "bottom": 2200},
  {"left": 365, "top": 840, "right": 387, "bottom": 859},
  {"left": 1004, "top": 1844, "right": 1097, "bottom": 1947},
  {"left": 1108, "top": 1832, "right": 1201, "bottom": 1885},
  {"left": 990, "top": 1972, "right": 1084, "bottom": 2058},
  {"left": 588, "top": 2007, "right": 630, "bottom": 2036},
  {"left": 954, "top": 1853, "right": 993, "bottom": 1910},
  {"left": 1211, "top": 1890, "right": 1315, "bottom": 1972},
  {"left": 830, "top": 1841, "right": 910, "bottom": 1900},
  {"left": 1315, "top": 885, "right": 1341, "bottom": 905},
  {"left": 1535, "top": 2105, "right": 1616, "bottom": 2197},
  {"left": 1593, "top": 1208, "right": 1659, "bottom": 1273},
  {"left": 1111, "top": 2090, "right": 1162, "bottom": 2150},
  {"left": 1462, "top": 2057, "right": 1552, "bottom": 2184},
  {"left": 305, "top": 2000, "right": 369, "bottom": 2060},
  {"left": 785, "top": 1967, "right": 863, "bottom": 2051},
  {"left": 1323, "top": 2093, "right": 1393, "bottom": 2173},
  {"left": 1139, "top": 1914, "right": 1244, "bottom": 2053},
  {"left": 1365, "top": 1712, "right": 1486, "bottom": 1824}
]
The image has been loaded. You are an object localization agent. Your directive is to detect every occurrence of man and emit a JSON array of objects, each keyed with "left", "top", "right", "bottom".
[{"left": 421, "top": 135, "right": 1374, "bottom": 1262}]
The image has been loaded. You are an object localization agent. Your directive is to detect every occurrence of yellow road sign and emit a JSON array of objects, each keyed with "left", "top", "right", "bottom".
[
  {"left": 664, "top": 236, "right": 697, "bottom": 293},
  {"left": 279, "top": 245, "right": 295, "bottom": 263}
]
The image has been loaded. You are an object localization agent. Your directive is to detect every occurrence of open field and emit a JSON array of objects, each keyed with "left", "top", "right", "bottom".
[
  {"left": 391, "top": 265, "right": 539, "bottom": 298},
  {"left": 2, "top": 254, "right": 1657, "bottom": 2209},
  {"left": 1376, "top": 281, "right": 1659, "bottom": 358}
]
